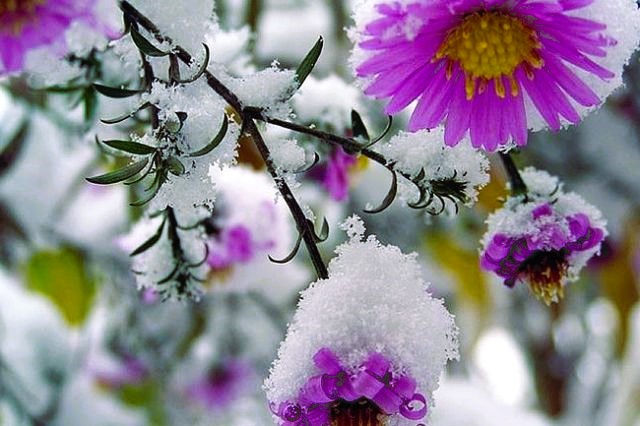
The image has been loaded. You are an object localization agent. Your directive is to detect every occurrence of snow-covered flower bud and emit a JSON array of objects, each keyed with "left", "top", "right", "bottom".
[
  {"left": 378, "top": 129, "right": 490, "bottom": 213},
  {"left": 480, "top": 168, "right": 607, "bottom": 305},
  {"left": 265, "top": 216, "right": 459, "bottom": 425}
]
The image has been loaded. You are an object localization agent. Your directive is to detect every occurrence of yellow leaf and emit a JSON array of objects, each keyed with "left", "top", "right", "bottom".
[{"left": 23, "top": 247, "right": 96, "bottom": 326}]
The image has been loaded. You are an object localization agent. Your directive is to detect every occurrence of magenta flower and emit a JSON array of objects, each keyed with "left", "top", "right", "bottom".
[
  {"left": 207, "top": 224, "right": 275, "bottom": 270},
  {"left": 270, "top": 348, "right": 427, "bottom": 426},
  {"left": 352, "top": 0, "right": 640, "bottom": 150},
  {"left": 0, "top": 0, "right": 102, "bottom": 74},
  {"left": 94, "top": 355, "right": 148, "bottom": 389},
  {"left": 480, "top": 168, "right": 607, "bottom": 304},
  {"left": 308, "top": 147, "right": 358, "bottom": 202},
  {"left": 187, "top": 360, "right": 254, "bottom": 410}
]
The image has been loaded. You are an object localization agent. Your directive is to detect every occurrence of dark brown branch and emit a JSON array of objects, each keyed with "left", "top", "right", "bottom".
[
  {"left": 243, "top": 120, "right": 329, "bottom": 279},
  {"left": 245, "top": 110, "right": 414, "bottom": 182}
]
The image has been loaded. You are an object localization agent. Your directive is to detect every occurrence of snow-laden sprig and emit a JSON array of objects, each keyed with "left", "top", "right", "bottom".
[
  {"left": 378, "top": 129, "right": 490, "bottom": 214},
  {"left": 127, "top": 0, "right": 216, "bottom": 55},
  {"left": 120, "top": 210, "right": 209, "bottom": 301},
  {"left": 265, "top": 217, "right": 459, "bottom": 424},
  {"left": 293, "top": 75, "right": 366, "bottom": 133}
]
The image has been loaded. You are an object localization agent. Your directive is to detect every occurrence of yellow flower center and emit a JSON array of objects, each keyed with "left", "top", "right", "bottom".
[
  {"left": 0, "top": 0, "right": 46, "bottom": 35},
  {"left": 520, "top": 250, "right": 568, "bottom": 306},
  {"left": 435, "top": 11, "right": 544, "bottom": 100}
]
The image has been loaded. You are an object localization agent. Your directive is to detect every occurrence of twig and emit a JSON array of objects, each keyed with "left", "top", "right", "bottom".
[
  {"left": 243, "top": 119, "right": 329, "bottom": 279},
  {"left": 245, "top": 110, "right": 415, "bottom": 182}
]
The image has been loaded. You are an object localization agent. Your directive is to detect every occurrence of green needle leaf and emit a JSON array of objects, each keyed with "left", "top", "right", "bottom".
[
  {"left": 188, "top": 116, "right": 229, "bottom": 157},
  {"left": 101, "top": 139, "right": 157, "bottom": 155},
  {"left": 131, "top": 27, "right": 170, "bottom": 57},
  {"left": 93, "top": 84, "right": 143, "bottom": 98},
  {"left": 364, "top": 170, "right": 398, "bottom": 214},
  {"left": 86, "top": 158, "right": 149, "bottom": 185},
  {"left": 295, "top": 37, "right": 323, "bottom": 89}
]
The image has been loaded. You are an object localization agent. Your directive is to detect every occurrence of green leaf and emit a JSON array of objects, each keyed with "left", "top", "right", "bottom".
[
  {"left": 43, "top": 85, "right": 87, "bottom": 93},
  {"left": 364, "top": 170, "right": 398, "bottom": 214},
  {"left": 0, "top": 121, "right": 28, "bottom": 179},
  {"left": 93, "top": 84, "right": 142, "bottom": 98},
  {"left": 351, "top": 110, "right": 370, "bottom": 142},
  {"left": 100, "top": 102, "right": 151, "bottom": 125},
  {"left": 179, "top": 44, "right": 210, "bottom": 83},
  {"left": 314, "top": 217, "right": 330, "bottom": 242},
  {"left": 295, "top": 37, "right": 323, "bottom": 89},
  {"left": 131, "top": 216, "right": 166, "bottom": 256},
  {"left": 131, "top": 27, "right": 170, "bottom": 57},
  {"left": 24, "top": 247, "right": 96, "bottom": 326},
  {"left": 84, "top": 88, "right": 98, "bottom": 122},
  {"left": 101, "top": 139, "right": 157, "bottom": 155},
  {"left": 130, "top": 172, "right": 163, "bottom": 206},
  {"left": 269, "top": 232, "right": 303, "bottom": 264},
  {"left": 367, "top": 115, "right": 393, "bottom": 147},
  {"left": 188, "top": 116, "right": 229, "bottom": 157},
  {"left": 166, "top": 156, "right": 185, "bottom": 176},
  {"left": 86, "top": 158, "right": 149, "bottom": 185}
]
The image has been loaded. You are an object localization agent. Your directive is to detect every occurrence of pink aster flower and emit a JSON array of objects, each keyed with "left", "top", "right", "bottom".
[
  {"left": 308, "top": 147, "right": 358, "bottom": 202},
  {"left": 270, "top": 348, "right": 427, "bottom": 426},
  {"left": 94, "top": 355, "right": 148, "bottom": 389},
  {"left": 187, "top": 360, "right": 255, "bottom": 411},
  {"left": 207, "top": 224, "right": 275, "bottom": 270},
  {"left": 0, "top": 0, "right": 105, "bottom": 75},
  {"left": 351, "top": 0, "right": 640, "bottom": 150},
  {"left": 480, "top": 168, "right": 607, "bottom": 304}
]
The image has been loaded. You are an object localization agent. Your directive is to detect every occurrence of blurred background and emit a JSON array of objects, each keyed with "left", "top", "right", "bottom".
[{"left": 0, "top": 1, "right": 639, "bottom": 425}]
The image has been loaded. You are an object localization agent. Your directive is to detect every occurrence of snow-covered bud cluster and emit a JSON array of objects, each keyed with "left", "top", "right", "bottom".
[
  {"left": 480, "top": 168, "right": 607, "bottom": 305},
  {"left": 378, "top": 129, "right": 490, "bottom": 213},
  {"left": 265, "top": 216, "right": 459, "bottom": 425}
]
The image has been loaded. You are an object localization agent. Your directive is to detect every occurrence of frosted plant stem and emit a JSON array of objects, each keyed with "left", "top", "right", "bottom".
[
  {"left": 499, "top": 152, "right": 528, "bottom": 198},
  {"left": 119, "top": 1, "right": 329, "bottom": 280}
]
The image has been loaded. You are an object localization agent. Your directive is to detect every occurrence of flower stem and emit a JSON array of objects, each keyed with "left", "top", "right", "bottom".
[{"left": 499, "top": 152, "right": 528, "bottom": 198}]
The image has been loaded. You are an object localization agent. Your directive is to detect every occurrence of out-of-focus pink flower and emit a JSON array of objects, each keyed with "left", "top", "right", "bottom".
[
  {"left": 0, "top": 0, "right": 104, "bottom": 74},
  {"left": 187, "top": 360, "right": 255, "bottom": 410},
  {"left": 308, "top": 147, "right": 358, "bottom": 202}
]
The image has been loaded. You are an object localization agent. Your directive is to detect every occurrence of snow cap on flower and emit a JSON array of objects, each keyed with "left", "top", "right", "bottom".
[
  {"left": 0, "top": 0, "right": 110, "bottom": 75},
  {"left": 265, "top": 216, "right": 459, "bottom": 425},
  {"left": 350, "top": 0, "right": 640, "bottom": 151},
  {"left": 378, "top": 128, "right": 490, "bottom": 211},
  {"left": 480, "top": 168, "right": 607, "bottom": 304}
]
